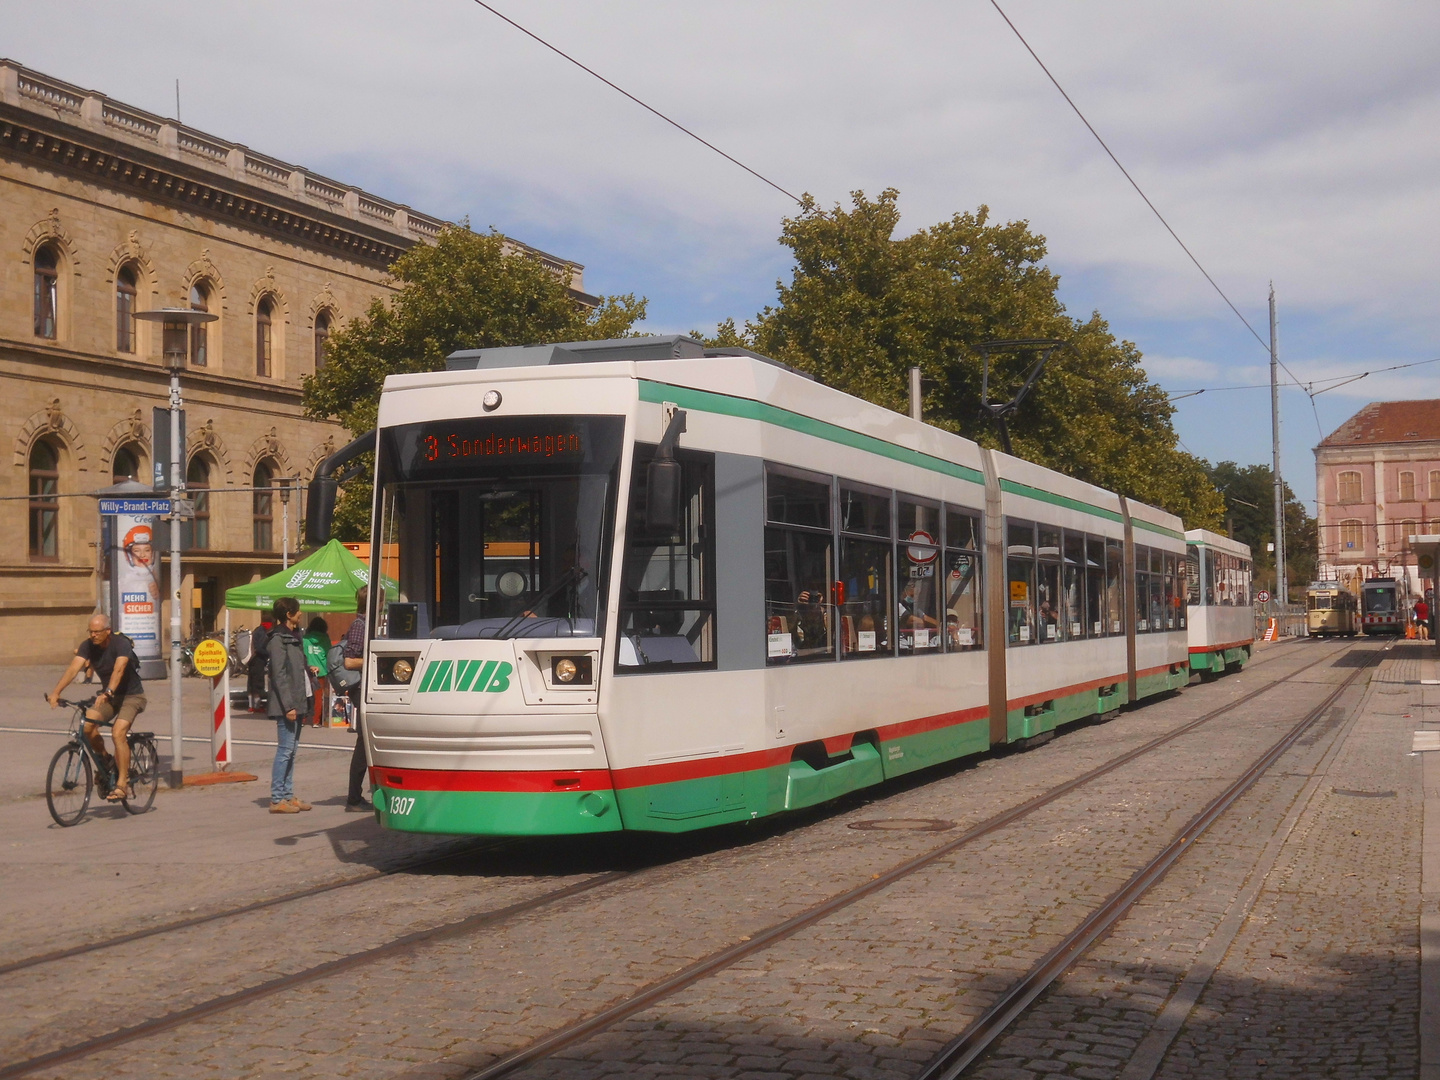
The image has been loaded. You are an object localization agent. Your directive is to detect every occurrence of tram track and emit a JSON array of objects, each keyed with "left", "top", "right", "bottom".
[
  {"left": 0, "top": 638, "right": 1356, "bottom": 1079},
  {"left": 912, "top": 648, "right": 1378, "bottom": 1079}
]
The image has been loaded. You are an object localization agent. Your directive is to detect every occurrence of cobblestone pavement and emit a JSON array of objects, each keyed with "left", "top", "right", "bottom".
[
  {"left": 963, "top": 640, "right": 1423, "bottom": 1080},
  {"left": 0, "top": 638, "right": 1372, "bottom": 1080}
]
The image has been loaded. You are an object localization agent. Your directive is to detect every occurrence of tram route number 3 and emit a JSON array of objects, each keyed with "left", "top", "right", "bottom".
[{"left": 387, "top": 795, "right": 416, "bottom": 816}]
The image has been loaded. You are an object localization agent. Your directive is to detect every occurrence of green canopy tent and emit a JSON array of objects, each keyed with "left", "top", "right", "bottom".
[{"left": 224, "top": 538, "right": 392, "bottom": 612}]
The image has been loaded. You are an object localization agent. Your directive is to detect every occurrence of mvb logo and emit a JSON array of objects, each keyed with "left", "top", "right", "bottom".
[{"left": 416, "top": 659, "right": 513, "bottom": 694}]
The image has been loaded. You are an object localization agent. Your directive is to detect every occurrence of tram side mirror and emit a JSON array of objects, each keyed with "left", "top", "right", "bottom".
[
  {"left": 305, "top": 475, "right": 337, "bottom": 547},
  {"left": 644, "top": 406, "right": 687, "bottom": 535},
  {"left": 646, "top": 457, "right": 683, "bottom": 534}
]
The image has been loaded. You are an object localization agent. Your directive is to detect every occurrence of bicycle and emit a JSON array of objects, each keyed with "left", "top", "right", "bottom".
[{"left": 45, "top": 697, "right": 160, "bottom": 826}]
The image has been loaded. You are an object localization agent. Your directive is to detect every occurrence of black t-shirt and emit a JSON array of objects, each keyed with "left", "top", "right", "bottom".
[{"left": 77, "top": 633, "right": 144, "bottom": 702}]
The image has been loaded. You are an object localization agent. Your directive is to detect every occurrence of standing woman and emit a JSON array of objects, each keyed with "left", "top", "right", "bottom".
[{"left": 267, "top": 597, "right": 313, "bottom": 813}]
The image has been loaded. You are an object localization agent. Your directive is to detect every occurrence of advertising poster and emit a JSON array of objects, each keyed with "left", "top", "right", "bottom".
[{"left": 112, "top": 513, "right": 164, "bottom": 676}]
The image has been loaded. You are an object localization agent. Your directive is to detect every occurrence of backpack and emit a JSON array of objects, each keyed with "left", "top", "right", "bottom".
[{"left": 328, "top": 643, "right": 360, "bottom": 691}]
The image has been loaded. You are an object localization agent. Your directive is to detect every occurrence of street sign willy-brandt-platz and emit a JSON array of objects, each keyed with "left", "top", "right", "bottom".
[{"left": 99, "top": 497, "right": 171, "bottom": 516}]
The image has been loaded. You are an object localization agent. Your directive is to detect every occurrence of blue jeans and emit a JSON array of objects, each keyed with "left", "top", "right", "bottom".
[{"left": 271, "top": 715, "right": 303, "bottom": 804}]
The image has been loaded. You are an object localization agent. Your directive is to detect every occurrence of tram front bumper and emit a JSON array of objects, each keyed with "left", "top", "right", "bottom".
[{"left": 369, "top": 765, "right": 621, "bottom": 835}]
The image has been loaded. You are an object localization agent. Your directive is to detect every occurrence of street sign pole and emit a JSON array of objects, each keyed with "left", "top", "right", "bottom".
[{"left": 135, "top": 306, "right": 216, "bottom": 789}]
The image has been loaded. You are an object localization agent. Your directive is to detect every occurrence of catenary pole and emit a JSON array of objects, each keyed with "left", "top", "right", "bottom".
[
  {"left": 909, "top": 367, "right": 922, "bottom": 421},
  {"left": 167, "top": 357, "right": 184, "bottom": 788},
  {"left": 1270, "top": 284, "right": 1286, "bottom": 606}
]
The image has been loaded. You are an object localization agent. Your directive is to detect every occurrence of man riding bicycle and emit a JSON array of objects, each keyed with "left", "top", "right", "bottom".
[{"left": 47, "top": 614, "right": 147, "bottom": 801}]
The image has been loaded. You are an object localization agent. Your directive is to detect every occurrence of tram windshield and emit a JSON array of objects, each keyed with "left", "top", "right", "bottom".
[
  {"left": 371, "top": 415, "right": 624, "bottom": 639},
  {"left": 1363, "top": 585, "right": 1396, "bottom": 614}
]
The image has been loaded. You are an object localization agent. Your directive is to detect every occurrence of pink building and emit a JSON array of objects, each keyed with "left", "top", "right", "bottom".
[{"left": 1314, "top": 399, "right": 1440, "bottom": 597}]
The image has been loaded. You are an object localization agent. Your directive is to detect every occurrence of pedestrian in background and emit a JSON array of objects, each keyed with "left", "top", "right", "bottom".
[
  {"left": 341, "top": 586, "right": 371, "bottom": 812},
  {"left": 302, "top": 616, "right": 332, "bottom": 726},
  {"left": 246, "top": 614, "right": 273, "bottom": 713},
  {"left": 1416, "top": 597, "right": 1431, "bottom": 642},
  {"left": 266, "top": 597, "right": 313, "bottom": 814}
]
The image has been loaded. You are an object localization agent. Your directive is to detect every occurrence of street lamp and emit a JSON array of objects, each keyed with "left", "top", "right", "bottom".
[{"left": 133, "top": 307, "right": 216, "bottom": 789}]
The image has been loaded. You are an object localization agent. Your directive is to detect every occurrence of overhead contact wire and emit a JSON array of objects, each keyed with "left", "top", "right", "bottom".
[
  {"left": 988, "top": 1, "right": 1272, "bottom": 358},
  {"left": 468, "top": 0, "right": 802, "bottom": 205}
]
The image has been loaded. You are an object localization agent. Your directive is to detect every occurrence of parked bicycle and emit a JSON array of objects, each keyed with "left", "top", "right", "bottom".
[{"left": 45, "top": 696, "right": 159, "bottom": 826}]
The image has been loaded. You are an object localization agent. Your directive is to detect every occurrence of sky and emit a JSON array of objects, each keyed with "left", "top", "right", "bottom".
[{"left": 8, "top": 1, "right": 1440, "bottom": 510}]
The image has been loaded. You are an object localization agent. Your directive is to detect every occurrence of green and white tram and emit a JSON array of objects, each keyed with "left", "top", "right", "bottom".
[
  {"left": 1184, "top": 529, "right": 1255, "bottom": 677},
  {"left": 317, "top": 335, "right": 1197, "bottom": 836}
]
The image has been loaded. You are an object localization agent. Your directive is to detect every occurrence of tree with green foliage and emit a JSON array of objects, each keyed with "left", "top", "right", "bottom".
[
  {"left": 303, "top": 226, "right": 646, "bottom": 539},
  {"left": 1205, "top": 460, "right": 1316, "bottom": 598},
  {"left": 699, "top": 189, "right": 1224, "bottom": 529}
]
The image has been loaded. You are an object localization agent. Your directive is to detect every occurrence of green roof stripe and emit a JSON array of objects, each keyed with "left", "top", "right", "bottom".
[
  {"left": 638, "top": 379, "right": 984, "bottom": 486},
  {"left": 1132, "top": 518, "right": 1186, "bottom": 541},
  {"left": 997, "top": 478, "right": 1123, "bottom": 525}
]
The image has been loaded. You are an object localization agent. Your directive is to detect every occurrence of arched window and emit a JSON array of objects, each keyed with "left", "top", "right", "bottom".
[
  {"left": 34, "top": 245, "right": 59, "bottom": 339},
  {"left": 314, "top": 311, "right": 331, "bottom": 370},
  {"left": 1399, "top": 471, "right": 1416, "bottom": 502},
  {"left": 189, "top": 282, "right": 210, "bottom": 366},
  {"left": 253, "top": 461, "right": 274, "bottom": 550},
  {"left": 1339, "top": 519, "right": 1364, "bottom": 553},
  {"left": 112, "top": 444, "right": 142, "bottom": 484},
  {"left": 29, "top": 440, "right": 59, "bottom": 561},
  {"left": 116, "top": 265, "right": 138, "bottom": 352},
  {"left": 256, "top": 297, "right": 273, "bottom": 377},
  {"left": 1398, "top": 519, "right": 1419, "bottom": 548},
  {"left": 1336, "top": 471, "right": 1362, "bottom": 503},
  {"left": 183, "top": 457, "right": 210, "bottom": 551},
  {"left": 1431, "top": 471, "right": 1440, "bottom": 501}
]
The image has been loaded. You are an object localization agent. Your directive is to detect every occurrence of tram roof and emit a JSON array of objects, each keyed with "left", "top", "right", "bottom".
[
  {"left": 1184, "top": 528, "right": 1253, "bottom": 559},
  {"left": 444, "top": 334, "right": 812, "bottom": 378}
]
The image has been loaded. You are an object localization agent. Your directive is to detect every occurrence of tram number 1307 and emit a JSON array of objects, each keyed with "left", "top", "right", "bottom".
[{"left": 387, "top": 795, "right": 416, "bottom": 816}]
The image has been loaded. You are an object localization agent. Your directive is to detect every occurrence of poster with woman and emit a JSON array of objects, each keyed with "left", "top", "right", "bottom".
[{"left": 111, "top": 515, "right": 164, "bottom": 676}]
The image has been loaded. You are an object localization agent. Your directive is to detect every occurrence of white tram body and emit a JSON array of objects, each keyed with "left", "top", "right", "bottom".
[
  {"left": 1360, "top": 577, "right": 1406, "bottom": 635},
  {"left": 356, "top": 336, "right": 1192, "bottom": 836},
  {"left": 1184, "top": 529, "right": 1255, "bottom": 675}
]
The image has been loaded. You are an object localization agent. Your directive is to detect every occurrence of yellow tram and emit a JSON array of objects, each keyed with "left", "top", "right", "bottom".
[{"left": 1305, "top": 581, "right": 1357, "bottom": 637}]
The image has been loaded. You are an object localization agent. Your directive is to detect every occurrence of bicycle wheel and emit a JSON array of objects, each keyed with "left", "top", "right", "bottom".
[
  {"left": 46, "top": 743, "right": 93, "bottom": 827},
  {"left": 124, "top": 736, "right": 159, "bottom": 814}
]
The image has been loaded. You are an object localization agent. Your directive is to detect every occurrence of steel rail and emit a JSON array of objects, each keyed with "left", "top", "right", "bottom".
[
  {"left": 0, "top": 837, "right": 511, "bottom": 977},
  {"left": 913, "top": 652, "right": 1376, "bottom": 1080},
  {"left": 1, "top": 639, "right": 1351, "bottom": 1079},
  {"left": 458, "top": 640, "right": 1360, "bottom": 1080}
]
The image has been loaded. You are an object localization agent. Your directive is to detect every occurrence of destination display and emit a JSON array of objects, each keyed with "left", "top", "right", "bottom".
[{"left": 386, "top": 415, "right": 622, "bottom": 477}]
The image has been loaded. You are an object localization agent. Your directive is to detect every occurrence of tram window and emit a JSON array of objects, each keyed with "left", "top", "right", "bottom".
[
  {"left": 896, "top": 496, "right": 941, "bottom": 654},
  {"left": 841, "top": 485, "right": 891, "bottom": 538},
  {"left": 898, "top": 497, "right": 940, "bottom": 541},
  {"left": 944, "top": 508, "right": 980, "bottom": 552},
  {"left": 372, "top": 414, "right": 624, "bottom": 640},
  {"left": 943, "top": 507, "right": 982, "bottom": 652},
  {"left": 1203, "top": 549, "right": 1217, "bottom": 606},
  {"left": 1149, "top": 561, "right": 1164, "bottom": 633},
  {"left": 1085, "top": 536, "right": 1106, "bottom": 637},
  {"left": 766, "top": 467, "right": 830, "bottom": 529},
  {"left": 1185, "top": 547, "right": 1201, "bottom": 607},
  {"left": 618, "top": 446, "right": 715, "bottom": 671},
  {"left": 766, "top": 527, "right": 834, "bottom": 663},
  {"left": 1063, "top": 531, "right": 1085, "bottom": 640},
  {"left": 1036, "top": 525, "right": 1061, "bottom": 643},
  {"left": 1165, "top": 552, "right": 1180, "bottom": 630},
  {"left": 1104, "top": 538, "right": 1124, "bottom": 634},
  {"left": 840, "top": 534, "right": 892, "bottom": 659},
  {"left": 1134, "top": 544, "right": 1151, "bottom": 632},
  {"left": 1007, "top": 520, "right": 1036, "bottom": 645}
]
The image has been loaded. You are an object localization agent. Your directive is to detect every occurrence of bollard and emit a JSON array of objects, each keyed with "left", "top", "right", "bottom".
[{"left": 211, "top": 670, "right": 231, "bottom": 769}]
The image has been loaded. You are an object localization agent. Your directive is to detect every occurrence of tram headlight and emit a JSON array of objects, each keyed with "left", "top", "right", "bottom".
[
  {"left": 391, "top": 659, "right": 414, "bottom": 684},
  {"left": 376, "top": 655, "right": 419, "bottom": 685},
  {"left": 549, "top": 655, "right": 593, "bottom": 686}
]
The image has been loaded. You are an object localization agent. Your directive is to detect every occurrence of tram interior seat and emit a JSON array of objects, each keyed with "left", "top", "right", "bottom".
[{"left": 621, "top": 590, "right": 702, "bottom": 665}]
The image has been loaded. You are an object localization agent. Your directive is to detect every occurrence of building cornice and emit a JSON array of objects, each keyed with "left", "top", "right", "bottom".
[{"left": 0, "top": 59, "right": 590, "bottom": 293}]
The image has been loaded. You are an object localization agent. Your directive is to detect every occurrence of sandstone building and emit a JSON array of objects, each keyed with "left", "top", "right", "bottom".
[
  {"left": 1, "top": 59, "right": 590, "bottom": 663},
  {"left": 1313, "top": 398, "right": 1440, "bottom": 598}
]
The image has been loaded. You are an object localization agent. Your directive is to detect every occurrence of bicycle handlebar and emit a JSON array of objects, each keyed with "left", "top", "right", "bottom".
[{"left": 48, "top": 695, "right": 97, "bottom": 710}]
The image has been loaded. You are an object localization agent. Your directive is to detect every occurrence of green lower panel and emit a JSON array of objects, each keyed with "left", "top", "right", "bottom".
[
  {"left": 785, "top": 741, "right": 885, "bottom": 810},
  {"left": 1223, "top": 646, "right": 1251, "bottom": 667},
  {"left": 614, "top": 767, "right": 781, "bottom": 833},
  {"left": 1006, "top": 683, "right": 1121, "bottom": 742},
  {"left": 880, "top": 718, "right": 990, "bottom": 779},
  {"left": 1135, "top": 667, "right": 1188, "bottom": 700},
  {"left": 373, "top": 786, "right": 623, "bottom": 836}
]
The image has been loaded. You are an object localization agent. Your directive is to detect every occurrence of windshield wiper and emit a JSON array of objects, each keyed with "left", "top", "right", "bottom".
[{"left": 493, "top": 565, "right": 588, "bottom": 639}]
